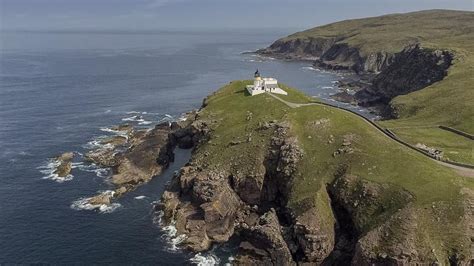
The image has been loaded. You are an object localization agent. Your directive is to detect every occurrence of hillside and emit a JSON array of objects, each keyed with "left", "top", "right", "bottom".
[
  {"left": 257, "top": 9, "right": 474, "bottom": 165},
  {"left": 158, "top": 81, "right": 474, "bottom": 265}
]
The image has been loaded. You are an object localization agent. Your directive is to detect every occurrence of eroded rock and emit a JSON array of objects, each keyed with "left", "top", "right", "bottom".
[
  {"left": 235, "top": 209, "right": 295, "bottom": 265},
  {"left": 53, "top": 152, "right": 74, "bottom": 177}
]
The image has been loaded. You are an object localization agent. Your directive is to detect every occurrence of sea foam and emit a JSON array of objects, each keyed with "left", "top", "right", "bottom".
[
  {"left": 70, "top": 190, "right": 120, "bottom": 214},
  {"left": 155, "top": 210, "right": 188, "bottom": 252},
  {"left": 38, "top": 159, "right": 74, "bottom": 183},
  {"left": 190, "top": 253, "right": 220, "bottom": 266}
]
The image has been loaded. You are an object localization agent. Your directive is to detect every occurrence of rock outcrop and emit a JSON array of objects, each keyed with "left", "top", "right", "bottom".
[
  {"left": 355, "top": 45, "right": 453, "bottom": 110},
  {"left": 82, "top": 112, "right": 199, "bottom": 206},
  {"left": 53, "top": 152, "right": 74, "bottom": 177},
  {"left": 235, "top": 209, "right": 294, "bottom": 265}
]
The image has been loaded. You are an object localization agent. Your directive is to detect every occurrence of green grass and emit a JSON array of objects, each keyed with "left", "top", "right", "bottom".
[
  {"left": 378, "top": 124, "right": 474, "bottom": 164},
  {"left": 273, "top": 9, "right": 474, "bottom": 165},
  {"left": 195, "top": 80, "right": 473, "bottom": 262},
  {"left": 277, "top": 83, "right": 316, "bottom": 104}
]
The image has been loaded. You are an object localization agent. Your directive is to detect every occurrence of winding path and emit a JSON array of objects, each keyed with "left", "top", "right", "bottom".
[{"left": 266, "top": 92, "right": 474, "bottom": 176}]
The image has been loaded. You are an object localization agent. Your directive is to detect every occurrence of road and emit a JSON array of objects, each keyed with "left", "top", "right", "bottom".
[{"left": 267, "top": 92, "right": 474, "bottom": 177}]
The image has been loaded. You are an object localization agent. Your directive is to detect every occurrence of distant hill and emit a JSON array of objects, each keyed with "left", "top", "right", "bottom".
[{"left": 258, "top": 10, "right": 474, "bottom": 130}]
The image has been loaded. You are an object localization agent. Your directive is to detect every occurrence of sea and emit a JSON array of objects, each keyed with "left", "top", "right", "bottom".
[{"left": 0, "top": 29, "right": 369, "bottom": 264}]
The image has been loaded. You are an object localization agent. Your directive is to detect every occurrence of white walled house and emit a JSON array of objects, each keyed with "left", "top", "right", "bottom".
[{"left": 246, "top": 70, "right": 288, "bottom": 96}]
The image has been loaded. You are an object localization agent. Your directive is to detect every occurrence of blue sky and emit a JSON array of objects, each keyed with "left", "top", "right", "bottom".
[{"left": 1, "top": 0, "right": 472, "bottom": 31}]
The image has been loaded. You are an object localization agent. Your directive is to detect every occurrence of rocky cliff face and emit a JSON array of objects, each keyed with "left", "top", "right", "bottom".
[
  {"left": 355, "top": 45, "right": 453, "bottom": 111},
  {"left": 258, "top": 37, "right": 394, "bottom": 73},
  {"left": 158, "top": 119, "right": 337, "bottom": 264},
  {"left": 259, "top": 38, "right": 453, "bottom": 117}
]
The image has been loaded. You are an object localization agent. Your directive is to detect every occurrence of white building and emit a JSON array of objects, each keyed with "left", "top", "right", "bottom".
[{"left": 246, "top": 70, "right": 288, "bottom": 96}]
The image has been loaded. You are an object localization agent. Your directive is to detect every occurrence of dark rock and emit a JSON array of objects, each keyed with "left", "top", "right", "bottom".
[
  {"left": 330, "top": 91, "right": 357, "bottom": 105},
  {"left": 355, "top": 44, "right": 452, "bottom": 110}
]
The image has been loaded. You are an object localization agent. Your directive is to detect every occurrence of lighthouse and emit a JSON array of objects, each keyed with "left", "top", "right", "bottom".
[
  {"left": 246, "top": 70, "right": 288, "bottom": 96},
  {"left": 254, "top": 69, "right": 263, "bottom": 88}
]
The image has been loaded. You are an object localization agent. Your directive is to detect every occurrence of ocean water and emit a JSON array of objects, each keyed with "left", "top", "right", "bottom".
[{"left": 1, "top": 30, "right": 356, "bottom": 264}]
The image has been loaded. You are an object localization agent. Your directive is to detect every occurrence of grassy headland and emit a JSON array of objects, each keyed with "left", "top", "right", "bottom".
[{"left": 194, "top": 80, "right": 473, "bottom": 263}]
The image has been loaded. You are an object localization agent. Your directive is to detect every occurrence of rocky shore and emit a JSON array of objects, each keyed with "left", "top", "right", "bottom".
[{"left": 74, "top": 112, "right": 202, "bottom": 207}]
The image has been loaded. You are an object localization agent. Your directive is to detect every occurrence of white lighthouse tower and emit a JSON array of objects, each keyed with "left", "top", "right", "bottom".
[{"left": 246, "top": 69, "right": 287, "bottom": 96}]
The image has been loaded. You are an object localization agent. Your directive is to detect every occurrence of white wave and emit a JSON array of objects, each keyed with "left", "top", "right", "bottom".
[
  {"left": 75, "top": 162, "right": 111, "bottom": 178},
  {"left": 302, "top": 66, "right": 316, "bottom": 71},
  {"left": 105, "top": 109, "right": 112, "bottom": 113},
  {"left": 321, "top": 86, "right": 334, "bottom": 90},
  {"left": 70, "top": 190, "right": 120, "bottom": 213},
  {"left": 226, "top": 256, "right": 235, "bottom": 265},
  {"left": 138, "top": 120, "right": 152, "bottom": 125},
  {"left": 100, "top": 127, "right": 118, "bottom": 133},
  {"left": 134, "top": 195, "right": 146, "bottom": 200},
  {"left": 98, "top": 127, "right": 129, "bottom": 139},
  {"left": 126, "top": 111, "right": 140, "bottom": 114},
  {"left": 240, "top": 50, "right": 254, "bottom": 54},
  {"left": 122, "top": 115, "right": 145, "bottom": 122},
  {"left": 190, "top": 253, "right": 220, "bottom": 266},
  {"left": 100, "top": 127, "right": 129, "bottom": 135},
  {"left": 83, "top": 138, "right": 115, "bottom": 150},
  {"left": 71, "top": 162, "right": 84, "bottom": 168},
  {"left": 38, "top": 160, "right": 73, "bottom": 183},
  {"left": 155, "top": 210, "right": 188, "bottom": 251}
]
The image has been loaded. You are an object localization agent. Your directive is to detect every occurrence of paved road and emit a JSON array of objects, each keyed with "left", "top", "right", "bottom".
[{"left": 267, "top": 92, "right": 474, "bottom": 177}]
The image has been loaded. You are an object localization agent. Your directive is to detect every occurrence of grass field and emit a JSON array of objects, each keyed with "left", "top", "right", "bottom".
[
  {"left": 277, "top": 10, "right": 474, "bottom": 166},
  {"left": 196, "top": 80, "right": 473, "bottom": 262}
]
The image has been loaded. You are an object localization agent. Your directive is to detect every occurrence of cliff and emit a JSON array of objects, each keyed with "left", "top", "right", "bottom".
[
  {"left": 257, "top": 10, "right": 474, "bottom": 133},
  {"left": 259, "top": 37, "right": 394, "bottom": 73},
  {"left": 156, "top": 81, "right": 474, "bottom": 265},
  {"left": 355, "top": 44, "right": 453, "bottom": 110}
]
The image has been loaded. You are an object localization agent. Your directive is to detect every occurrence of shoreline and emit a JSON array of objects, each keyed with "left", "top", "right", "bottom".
[{"left": 249, "top": 51, "right": 384, "bottom": 119}]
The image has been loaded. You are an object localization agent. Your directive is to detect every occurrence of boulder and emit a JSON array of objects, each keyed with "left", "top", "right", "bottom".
[{"left": 87, "top": 192, "right": 114, "bottom": 205}]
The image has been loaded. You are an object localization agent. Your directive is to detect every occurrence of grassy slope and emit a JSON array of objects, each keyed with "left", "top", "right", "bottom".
[
  {"left": 198, "top": 81, "right": 473, "bottom": 261},
  {"left": 280, "top": 10, "right": 474, "bottom": 164}
]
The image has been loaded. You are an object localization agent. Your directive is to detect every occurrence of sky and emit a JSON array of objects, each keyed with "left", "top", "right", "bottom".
[{"left": 0, "top": 0, "right": 472, "bottom": 31}]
